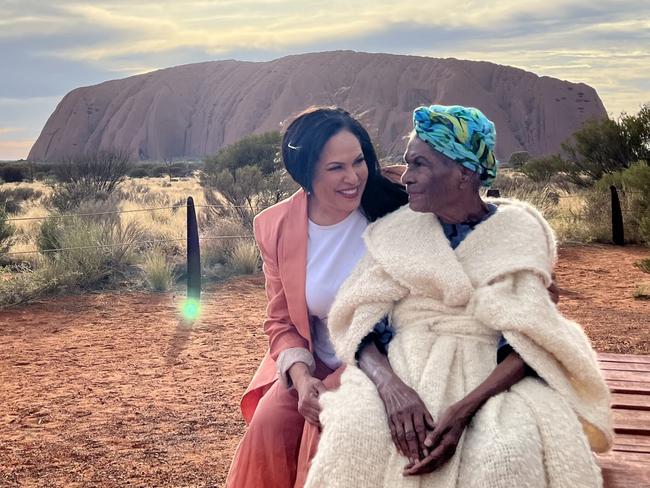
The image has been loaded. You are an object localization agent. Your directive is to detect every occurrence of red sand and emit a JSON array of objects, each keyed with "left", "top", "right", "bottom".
[{"left": 1, "top": 244, "right": 648, "bottom": 487}]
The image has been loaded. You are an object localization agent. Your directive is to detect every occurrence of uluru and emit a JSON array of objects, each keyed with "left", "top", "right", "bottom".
[{"left": 28, "top": 51, "right": 607, "bottom": 162}]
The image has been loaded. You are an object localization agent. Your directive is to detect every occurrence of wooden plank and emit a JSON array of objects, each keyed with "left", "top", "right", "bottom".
[
  {"left": 600, "top": 361, "right": 650, "bottom": 373},
  {"left": 606, "top": 380, "right": 650, "bottom": 395},
  {"left": 597, "top": 449, "right": 650, "bottom": 465},
  {"left": 598, "top": 352, "right": 650, "bottom": 364},
  {"left": 600, "top": 464, "right": 650, "bottom": 488},
  {"left": 612, "top": 443, "right": 650, "bottom": 454},
  {"left": 598, "top": 353, "right": 650, "bottom": 486},
  {"left": 614, "top": 433, "right": 650, "bottom": 449},
  {"left": 612, "top": 433, "right": 650, "bottom": 453},
  {"left": 612, "top": 409, "right": 650, "bottom": 435},
  {"left": 611, "top": 393, "right": 650, "bottom": 411},
  {"left": 603, "top": 370, "right": 650, "bottom": 383}
]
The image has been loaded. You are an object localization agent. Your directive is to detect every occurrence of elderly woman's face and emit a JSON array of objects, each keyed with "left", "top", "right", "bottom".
[
  {"left": 402, "top": 134, "right": 464, "bottom": 214},
  {"left": 310, "top": 130, "right": 368, "bottom": 219}
]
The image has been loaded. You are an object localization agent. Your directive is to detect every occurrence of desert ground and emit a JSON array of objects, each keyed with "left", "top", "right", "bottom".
[{"left": 1, "top": 244, "right": 649, "bottom": 487}]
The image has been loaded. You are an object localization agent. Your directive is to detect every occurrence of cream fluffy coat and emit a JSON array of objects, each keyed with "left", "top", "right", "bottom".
[{"left": 305, "top": 200, "right": 612, "bottom": 488}]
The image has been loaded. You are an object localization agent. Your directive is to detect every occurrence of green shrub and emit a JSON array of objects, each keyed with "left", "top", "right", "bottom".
[
  {"left": 201, "top": 132, "right": 296, "bottom": 230},
  {"left": 140, "top": 247, "right": 175, "bottom": 291},
  {"left": 37, "top": 211, "right": 144, "bottom": 289},
  {"left": 508, "top": 151, "right": 531, "bottom": 169},
  {"left": 587, "top": 161, "right": 650, "bottom": 244},
  {"left": 0, "top": 264, "right": 60, "bottom": 308},
  {"left": 521, "top": 155, "right": 568, "bottom": 183},
  {"left": 227, "top": 239, "right": 260, "bottom": 274},
  {"left": 486, "top": 172, "right": 560, "bottom": 219}
]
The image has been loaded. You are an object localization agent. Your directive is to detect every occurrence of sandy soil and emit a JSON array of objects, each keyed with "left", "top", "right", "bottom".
[{"left": 1, "top": 244, "right": 648, "bottom": 487}]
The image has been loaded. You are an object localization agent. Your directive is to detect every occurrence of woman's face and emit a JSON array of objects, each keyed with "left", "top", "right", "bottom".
[
  {"left": 310, "top": 130, "right": 369, "bottom": 221},
  {"left": 402, "top": 134, "right": 463, "bottom": 214}
]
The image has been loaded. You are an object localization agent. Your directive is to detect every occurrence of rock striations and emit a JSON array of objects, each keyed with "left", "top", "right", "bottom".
[{"left": 29, "top": 51, "right": 607, "bottom": 162}]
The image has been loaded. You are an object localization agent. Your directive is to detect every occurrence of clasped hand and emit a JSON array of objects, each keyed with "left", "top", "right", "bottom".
[{"left": 378, "top": 376, "right": 473, "bottom": 475}]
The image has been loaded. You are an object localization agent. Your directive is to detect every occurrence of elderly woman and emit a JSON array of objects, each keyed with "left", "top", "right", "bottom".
[{"left": 304, "top": 105, "right": 612, "bottom": 488}]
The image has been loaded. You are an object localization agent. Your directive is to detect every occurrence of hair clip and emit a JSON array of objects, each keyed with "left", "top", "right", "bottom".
[{"left": 287, "top": 142, "right": 300, "bottom": 150}]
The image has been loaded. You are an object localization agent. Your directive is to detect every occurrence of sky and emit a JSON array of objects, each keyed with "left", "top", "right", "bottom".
[{"left": 1, "top": 0, "right": 649, "bottom": 160}]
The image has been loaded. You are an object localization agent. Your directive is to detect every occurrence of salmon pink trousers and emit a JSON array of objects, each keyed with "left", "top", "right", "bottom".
[{"left": 225, "top": 361, "right": 344, "bottom": 488}]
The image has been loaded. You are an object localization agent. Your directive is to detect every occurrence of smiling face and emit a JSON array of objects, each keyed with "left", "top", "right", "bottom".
[
  {"left": 309, "top": 130, "right": 369, "bottom": 225},
  {"left": 402, "top": 134, "right": 465, "bottom": 214}
]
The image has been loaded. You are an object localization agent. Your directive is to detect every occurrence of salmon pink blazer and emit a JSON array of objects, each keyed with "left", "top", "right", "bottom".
[
  {"left": 240, "top": 166, "right": 406, "bottom": 423},
  {"left": 240, "top": 189, "right": 311, "bottom": 423}
]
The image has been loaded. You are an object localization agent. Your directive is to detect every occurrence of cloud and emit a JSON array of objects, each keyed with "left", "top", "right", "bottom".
[{"left": 0, "top": 0, "right": 648, "bottom": 158}]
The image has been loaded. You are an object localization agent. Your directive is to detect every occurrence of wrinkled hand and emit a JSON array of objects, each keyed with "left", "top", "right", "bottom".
[
  {"left": 403, "top": 400, "right": 474, "bottom": 476},
  {"left": 294, "top": 375, "right": 327, "bottom": 427},
  {"left": 377, "top": 375, "right": 435, "bottom": 464}
]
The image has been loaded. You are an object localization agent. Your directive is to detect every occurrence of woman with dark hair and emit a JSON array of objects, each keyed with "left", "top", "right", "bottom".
[{"left": 225, "top": 107, "right": 421, "bottom": 488}]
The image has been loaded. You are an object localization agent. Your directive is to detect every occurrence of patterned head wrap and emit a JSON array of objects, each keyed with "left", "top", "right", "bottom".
[{"left": 412, "top": 105, "right": 498, "bottom": 187}]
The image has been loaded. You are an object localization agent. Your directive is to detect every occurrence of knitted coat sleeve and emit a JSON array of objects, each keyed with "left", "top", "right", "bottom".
[
  {"left": 329, "top": 252, "right": 409, "bottom": 365},
  {"left": 471, "top": 270, "right": 613, "bottom": 452}
]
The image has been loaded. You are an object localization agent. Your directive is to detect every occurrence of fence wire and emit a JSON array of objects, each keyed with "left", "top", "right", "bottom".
[
  {"left": 2, "top": 235, "right": 254, "bottom": 257},
  {"left": 2, "top": 202, "right": 256, "bottom": 257},
  {"left": 4, "top": 204, "right": 249, "bottom": 222}
]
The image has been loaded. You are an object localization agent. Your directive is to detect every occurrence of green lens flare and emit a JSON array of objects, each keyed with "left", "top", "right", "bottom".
[{"left": 181, "top": 298, "right": 201, "bottom": 321}]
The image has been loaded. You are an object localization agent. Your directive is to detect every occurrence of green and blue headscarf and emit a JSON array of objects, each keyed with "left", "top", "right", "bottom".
[{"left": 412, "top": 105, "right": 498, "bottom": 187}]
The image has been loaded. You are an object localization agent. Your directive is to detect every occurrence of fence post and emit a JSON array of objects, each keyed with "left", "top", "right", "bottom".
[
  {"left": 610, "top": 186, "right": 625, "bottom": 246},
  {"left": 185, "top": 196, "right": 201, "bottom": 320}
]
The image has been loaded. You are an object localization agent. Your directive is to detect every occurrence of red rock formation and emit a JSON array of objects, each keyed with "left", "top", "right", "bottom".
[{"left": 28, "top": 51, "right": 607, "bottom": 162}]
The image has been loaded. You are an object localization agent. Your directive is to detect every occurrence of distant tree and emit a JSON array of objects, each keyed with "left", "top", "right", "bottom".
[
  {"left": 203, "top": 132, "right": 281, "bottom": 177},
  {"left": 49, "top": 150, "right": 134, "bottom": 211},
  {"left": 561, "top": 104, "right": 650, "bottom": 186},
  {"left": 201, "top": 132, "right": 296, "bottom": 229},
  {"left": 520, "top": 155, "right": 568, "bottom": 183},
  {"left": 508, "top": 151, "right": 531, "bottom": 169},
  {"left": 0, "top": 164, "right": 26, "bottom": 183}
]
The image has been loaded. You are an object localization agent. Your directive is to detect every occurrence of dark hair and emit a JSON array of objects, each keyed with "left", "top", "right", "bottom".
[{"left": 282, "top": 106, "right": 407, "bottom": 221}]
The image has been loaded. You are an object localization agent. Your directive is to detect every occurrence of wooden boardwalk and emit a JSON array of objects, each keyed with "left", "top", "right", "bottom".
[{"left": 596, "top": 353, "right": 650, "bottom": 487}]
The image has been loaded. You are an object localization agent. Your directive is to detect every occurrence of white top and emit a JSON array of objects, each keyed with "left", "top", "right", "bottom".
[{"left": 305, "top": 209, "right": 368, "bottom": 369}]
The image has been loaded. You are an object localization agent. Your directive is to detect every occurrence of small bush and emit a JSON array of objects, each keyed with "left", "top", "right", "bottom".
[
  {"left": 508, "top": 151, "right": 531, "bottom": 169},
  {"left": 586, "top": 162, "right": 650, "bottom": 244},
  {"left": 128, "top": 166, "right": 151, "bottom": 178},
  {"left": 521, "top": 155, "right": 568, "bottom": 183},
  {"left": 633, "top": 284, "right": 650, "bottom": 300},
  {"left": 635, "top": 259, "right": 650, "bottom": 274},
  {"left": 0, "top": 187, "right": 44, "bottom": 214},
  {"left": 0, "top": 209, "right": 15, "bottom": 254},
  {"left": 0, "top": 264, "right": 60, "bottom": 308},
  {"left": 48, "top": 150, "right": 133, "bottom": 211},
  {"left": 227, "top": 239, "right": 260, "bottom": 274},
  {"left": 486, "top": 172, "right": 560, "bottom": 219},
  {"left": 0, "top": 164, "right": 26, "bottom": 182},
  {"left": 140, "top": 247, "right": 175, "bottom": 291},
  {"left": 37, "top": 210, "right": 144, "bottom": 289}
]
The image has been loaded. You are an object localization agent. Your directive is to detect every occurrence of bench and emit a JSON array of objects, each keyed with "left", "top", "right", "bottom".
[{"left": 596, "top": 353, "right": 650, "bottom": 487}]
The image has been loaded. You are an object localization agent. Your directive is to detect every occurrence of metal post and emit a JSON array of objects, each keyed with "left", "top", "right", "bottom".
[
  {"left": 610, "top": 186, "right": 625, "bottom": 245},
  {"left": 184, "top": 196, "right": 201, "bottom": 321}
]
